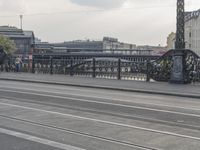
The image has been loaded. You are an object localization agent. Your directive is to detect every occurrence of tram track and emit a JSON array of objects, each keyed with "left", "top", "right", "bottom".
[
  {"left": 0, "top": 81, "right": 200, "bottom": 149},
  {"left": 1, "top": 88, "right": 200, "bottom": 118},
  {"left": 0, "top": 101, "right": 200, "bottom": 141},
  {"left": 0, "top": 87, "right": 200, "bottom": 115},
  {"left": 0, "top": 114, "right": 160, "bottom": 150},
  {"left": 1, "top": 87, "right": 200, "bottom": 131},
  {"left": 1, "top": 96, "right": 200, "bottom": 131},
  {"left": 1, "top": 84, "right": 200, "bottom": 110}
]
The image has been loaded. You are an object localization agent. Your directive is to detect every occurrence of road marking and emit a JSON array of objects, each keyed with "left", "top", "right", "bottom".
[
  {"left": 0, "top": 115, "right": 158, "bottom": 150},
  {"left": 0, "top": 127, "right": 86, "bottom": 150},
  {"left": 0, "top": 88, "right": 200, "bottom": 117},
  {"left": 0, "top": 84, "right": 200, "bottom": 112},
  {"left": 2, "top": 97, "right": 200, "bottom": 131},
  {"left": 0, "top": 82, "right": 193, "bottom": 103},
  {"left": 0, "top": 101, "right": 200, "bottom": 141}
]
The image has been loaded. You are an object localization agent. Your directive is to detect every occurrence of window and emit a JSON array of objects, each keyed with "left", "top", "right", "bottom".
[{"left": 189, "top": 32, "right": 192, "bottom": 37}]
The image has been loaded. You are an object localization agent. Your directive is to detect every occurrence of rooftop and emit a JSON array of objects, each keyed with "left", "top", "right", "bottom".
[
  {"left": 0, "top": 26, "right": 34, "bottom": 39},
  {"left": 185, "top": 9, "right": 200, "bottom": 22}
]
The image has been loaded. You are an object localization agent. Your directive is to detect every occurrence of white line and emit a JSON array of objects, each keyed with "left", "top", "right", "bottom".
[
  {"left": 0, "top": 115, "right": 156, "bottom": 150},
  {"left": 0, "top": 82, "right": 190, "bottom": 103},
  {"left": 3, "top": 87, "right": 200, "bottom": 112},
  {"left": 1, "top": 101, "right": 200, "bottom": 141},
  {"left": 1, "top": 84, "right": 200, "bottom": 112},
  {"left": 0, "top": 127, "right": 85, "bottom": 150},
  {"left": 2, "top": 97, "right": 200, "bottom": 130},
  {"left": 0, "top": 88, "right": 200, "bottom": 118}
]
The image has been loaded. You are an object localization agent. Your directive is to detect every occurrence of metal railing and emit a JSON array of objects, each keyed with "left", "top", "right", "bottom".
[
  {"left": 31, "top": 58, "right": 149, "bottom": 81},
  {"left": 1, "top": 51, "right": 200, "bottom": 83}
]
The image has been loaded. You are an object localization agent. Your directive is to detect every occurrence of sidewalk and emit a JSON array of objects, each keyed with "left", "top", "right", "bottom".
[{"left": 0, "top": 72, "right": 199, "bottom": 98}]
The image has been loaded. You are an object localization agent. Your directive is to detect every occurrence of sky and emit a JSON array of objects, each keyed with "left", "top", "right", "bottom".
[{"left": 0, "top": 0, "right": 199, "bottom": 46}]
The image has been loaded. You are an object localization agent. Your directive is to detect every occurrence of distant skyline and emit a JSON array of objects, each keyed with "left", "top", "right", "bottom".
[{"left": 0, "top": 0, "right": 199, "bottom": 46}]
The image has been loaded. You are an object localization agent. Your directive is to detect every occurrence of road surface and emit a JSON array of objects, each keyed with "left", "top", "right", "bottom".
[{"left": 0, "top": 80, "right": 199, "bottom": 150}]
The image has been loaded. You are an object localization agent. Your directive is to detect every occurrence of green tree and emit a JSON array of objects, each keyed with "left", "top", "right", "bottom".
[{"left": 0, "top": 34, "right": 16, "bottom": 55}]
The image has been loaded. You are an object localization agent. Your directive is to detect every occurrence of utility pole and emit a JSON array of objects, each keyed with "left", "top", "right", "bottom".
[{"left": 170, "top": 0, "right": 186, "bottom": 83}]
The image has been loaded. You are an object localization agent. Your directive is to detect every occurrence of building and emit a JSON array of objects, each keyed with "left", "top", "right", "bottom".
[
  {"left": 167, "top": 32, "right": 176, "bottom": 50},
  {"left": 0, "top": 26, "right": 35, "bottom": 58},
  {"left": 53, "top": 37, "right": 136, "bottom": 51},
  {"left": 137, "top": 45, "right": 167, "bottom": 55},
  {"left": 185, "top": 9, "right": 200, "bottom": 56},
  {"left": 102, "top": 37, "right": 136, "bottom": 50},
  {"left": 34, "top": 37, "right": 137, "bottom": 54}
]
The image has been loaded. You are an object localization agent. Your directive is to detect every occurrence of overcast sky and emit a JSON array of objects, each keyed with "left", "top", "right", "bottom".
[{"left": 0, "top": 0, "right": 199, "bottom": 46}]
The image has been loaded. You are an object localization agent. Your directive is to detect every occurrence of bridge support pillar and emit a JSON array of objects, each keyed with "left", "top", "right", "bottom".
[
  {"left": 170, "top": 50, "right": 185, "bottom": 83},
  {"left": 170, "top": 0, "right": 186, "bottom": 84}
]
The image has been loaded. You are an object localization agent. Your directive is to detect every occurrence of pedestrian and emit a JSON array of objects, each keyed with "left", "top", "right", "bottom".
[{"left": 15, "top": 56, "right": 22, "bottom": 72}]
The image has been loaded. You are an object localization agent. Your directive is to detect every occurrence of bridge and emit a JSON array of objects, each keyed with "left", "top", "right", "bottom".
[
  {"left": 1, "top": 0, "right": 200, "bottom": 83},
  {"left": 0, "top": 1, "right": 200, "bottom": 83},
  {"left": 0, "top": 0, "right": 200, "bottom": 150}
]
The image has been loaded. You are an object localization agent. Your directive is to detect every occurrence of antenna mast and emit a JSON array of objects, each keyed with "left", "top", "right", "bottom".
[{"left": 20, "top": 15, "right": 23, "bottom": 30}]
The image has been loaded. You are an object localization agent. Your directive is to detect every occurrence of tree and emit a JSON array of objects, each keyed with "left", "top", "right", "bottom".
[{"left": 0, "top": 34, "right": 16, "bottom": 55}]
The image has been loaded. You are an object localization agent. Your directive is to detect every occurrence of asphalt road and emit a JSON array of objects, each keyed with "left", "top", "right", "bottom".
[
  {"left": 0, "top": 132, "right": 64, "bottom": 150},
  {"left": 0, "top": 80, "right": 200, "bottom": 150}
]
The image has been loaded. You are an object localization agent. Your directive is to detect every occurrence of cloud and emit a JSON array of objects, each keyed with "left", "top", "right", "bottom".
[
  {"left": 0, "top": 0, "right": 24, "bottom": 13},
  {"left": 70, "top": 0, "right": 126, "bottom": 9}
]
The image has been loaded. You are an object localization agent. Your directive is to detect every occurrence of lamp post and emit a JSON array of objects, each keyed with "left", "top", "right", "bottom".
[{"left": 170, "top": 0, "right": 186, "bottom": 83}]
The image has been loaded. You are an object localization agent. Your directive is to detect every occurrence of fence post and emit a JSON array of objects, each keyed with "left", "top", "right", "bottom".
[
  {"left": 146, "top": 59, "right": 150, "bottom": 82},
  {"left": 92, "top": 58, "right": 96, "bottom": 78},
  {"left": 32, "top": 57, "right": 35, "bottom": 73},
  {"left": 118, "top": 58, "right": 121, "bottom": 80},
  {"left": 50, "top": 56, "right": 53, "bottom": 75},
  {"left": 8, "top": 57, "right": 11, "bottom": 72},
  {"left": 70, "top": 57, "right": 74, "bottom": 76}
]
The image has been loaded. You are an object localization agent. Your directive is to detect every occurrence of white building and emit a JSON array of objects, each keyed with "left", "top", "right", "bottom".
[
  {"left": 185, "top": 9, "right": 200, "bottom": 56},
  {"left": 166, "top": 32, "right": 176, "bottom": 50}
]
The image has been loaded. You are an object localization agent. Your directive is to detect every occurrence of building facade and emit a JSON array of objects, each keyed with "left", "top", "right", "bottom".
[
  {"left": 166, "top": 32, "right": 176, "bottom": 50},
  {"left": 0, "top": 26, "right": 35, "bottom": 58},
  {"left": 185, "top": 9, "right": 200, "bottom": 55},
  {"left": 34, "top": 37, "right": 137, "bottom": 54},
  {"left": 137, "top": 45, "right": 167, "bottom": 55},
  {"left": 102, "top": 37, "right": 136, "bottom": 50}
]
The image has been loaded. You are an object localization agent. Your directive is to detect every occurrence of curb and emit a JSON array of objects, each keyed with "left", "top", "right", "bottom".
[{"left": 0, "top": 77, "right": 199, "bottom": 99}]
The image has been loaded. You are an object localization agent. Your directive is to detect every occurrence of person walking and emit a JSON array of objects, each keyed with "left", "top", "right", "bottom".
[{"left": 15, "top": 56, "right": 22, "bottom": 72}]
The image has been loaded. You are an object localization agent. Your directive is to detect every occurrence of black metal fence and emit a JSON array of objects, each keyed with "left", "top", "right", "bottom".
[
  {"left": 1, "top": 50, "right": 200, "bottom": 83},
  {"left": 0, "top": 57, "right": 150, "bottom": 81},
  {"left": 32, "top": 57, "right": 149, "bottom": 81},
  {"left": 0, "top": 58, "right": 32, "bottom": 73}
]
